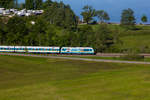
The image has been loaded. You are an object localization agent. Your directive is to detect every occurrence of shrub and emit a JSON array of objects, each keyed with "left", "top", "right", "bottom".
[
  {"left": 120, "top": 49, "right": 144, "bottom": 61},
  {"left": 120, "top": 54, "right": 144, "bottom": 61}
]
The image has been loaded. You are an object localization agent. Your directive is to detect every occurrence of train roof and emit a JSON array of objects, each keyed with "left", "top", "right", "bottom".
[
  {"left": 0, "top": 46, "right": 60, "bottom": 48},
  {"left": 61, "top": 47, "right": 94, "bottom": 49}
]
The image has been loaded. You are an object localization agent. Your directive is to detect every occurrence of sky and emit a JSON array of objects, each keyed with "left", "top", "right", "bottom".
[{"left": 20, "top": 0, "right": 150, "bottom": 23}]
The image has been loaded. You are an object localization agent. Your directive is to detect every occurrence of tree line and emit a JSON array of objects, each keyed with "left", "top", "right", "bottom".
[
  {"left": 0, "top": 0, "right": 149, "bottom": 53},
  {"left": 81, "top": 6, "right": 148, "bottom": 25},
  {"left": 0, "top": 0, "right": 120, "bottom": 52},
  {"left": 0, "top": 0, "right": 148, "bottom": 25},
  {"left": 0, "top": 0, "right": 43, "bottom": 9}
]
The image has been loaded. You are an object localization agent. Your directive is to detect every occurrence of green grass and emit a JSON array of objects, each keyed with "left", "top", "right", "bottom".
[
  {"left": 1, "top": 55, "right": 150, "bottom": 100},
  {"left": 90, "top": 24, "right": 150, "bottom": 52},
  {"left": 118, "top": 34, "right": 150, "bottom": 50},
  {"left": 60, "top": 55, "right": 150, "bottom": 62}
]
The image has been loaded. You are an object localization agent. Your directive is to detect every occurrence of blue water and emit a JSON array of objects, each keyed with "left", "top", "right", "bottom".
[{"left": 20, "top": 0, "right": 150, "bottom": 23}]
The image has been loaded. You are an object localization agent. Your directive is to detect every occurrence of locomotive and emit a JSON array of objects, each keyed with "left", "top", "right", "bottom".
[{"left": 0, "top": 46, "right": 95, "bottom": 55}]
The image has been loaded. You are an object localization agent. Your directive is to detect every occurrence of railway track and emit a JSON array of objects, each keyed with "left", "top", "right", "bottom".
[
  {"left": 1, "top": 52, "right": 150, "bottom": 57},
  {"left": 1, "top": 53, "right": 150, "bottom": 65},
  {"left": 96, "top": 53, "right": 150, "bottom": 57}
]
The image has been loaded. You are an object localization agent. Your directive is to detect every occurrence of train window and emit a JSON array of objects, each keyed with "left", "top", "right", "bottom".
[
  {"left": 72, "top": 49, "right": 76, "bottom": 51},
  {"left": 84, "top": 49, "right": 89, "bottom": 51}
]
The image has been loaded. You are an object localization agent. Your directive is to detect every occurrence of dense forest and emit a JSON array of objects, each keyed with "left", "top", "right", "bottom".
[{"left": 0, "top": 0, "right": 149, "bottom": 53}]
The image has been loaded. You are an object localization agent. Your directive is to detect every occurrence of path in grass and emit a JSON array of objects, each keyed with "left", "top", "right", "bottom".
[{"left": 0, "top": 55, "right": 150, "bottom": 100}]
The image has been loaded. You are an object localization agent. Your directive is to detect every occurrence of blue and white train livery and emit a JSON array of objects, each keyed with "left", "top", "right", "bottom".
[
  {"left": 0, "top": 46, "right": 95, "bottom": 55},
  {"left": 61, "top": 47, "right": 94, "bottom": 54},
  {"left": 0, "top": 46, "right": 60, "bottom": 54}
]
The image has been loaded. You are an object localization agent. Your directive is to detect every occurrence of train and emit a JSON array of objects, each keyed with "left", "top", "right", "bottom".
[{"left": 0, "top": 46, "right": 95, "bottom": 55}]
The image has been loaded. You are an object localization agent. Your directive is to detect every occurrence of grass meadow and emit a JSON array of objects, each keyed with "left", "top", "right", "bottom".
[
  {"left": 61, "top": 55, "right": 150, "bottom": 62},
  {"left": 0, "top": 55, "right": 150, "bottom": 100},
  {"left": 91, "top": 24, "right": 150, "bottom": 52}
]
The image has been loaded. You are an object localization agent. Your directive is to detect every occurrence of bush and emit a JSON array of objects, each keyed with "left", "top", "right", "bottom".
[{"left": 120, "top": 54, "right": 144, "bottom": 61}]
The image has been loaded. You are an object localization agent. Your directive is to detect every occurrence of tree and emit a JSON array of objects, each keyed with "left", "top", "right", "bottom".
[
  {"left": 0, "top": 0, "right": 15, "bottom": 8},
  {"left": 0, "top": 18, "right": 7, "bottom": 45},
  {"left": 6, "top": 16, "right": 28, "bottom": 45},
  {"left": 25, "top": 0, "right": 34, "bottom": 9},
  {"left": 141, "top": 15, "right": 148, "bottom": 23},
  {"left": 14, "top": 0, "right": 18, "bottom": 8},
  {"left": 121, "top": 8, "right": 136, "bottom": 25},
  {"left": 77, "top": 25, "right": 94, "bottom": 46},
  {"left": 35, "top": 0, "right": 43, "bottom": 9},
  {"left": 43, "top": 0, "right": 52, "bottom": 9},
  {"left": 96, "top": 10, "right": 110, "bottom": 23},
  {"left": 43, "top": 1, "right": 77, "bottom": 29},
  {"left": 81, "top": 5, "right": 96, "bottom": 24},
  {"left": 94, "top": 24, "right": 113, "bottom": 52}
]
